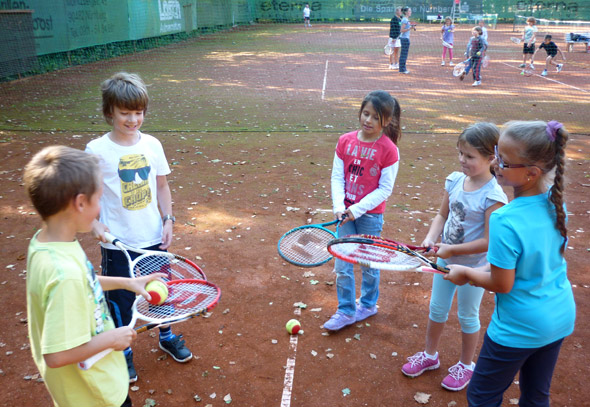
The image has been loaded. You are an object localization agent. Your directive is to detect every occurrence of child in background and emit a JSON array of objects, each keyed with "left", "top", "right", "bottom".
[
  {"left": 86, "top": 72, "right": 193, "bottom": 383},
  {"left": 388, "top": 7, "right": 402, "bottom": 69},
  {"left": 445, "top": 120, "right": 576, "bottom": 406},
  {"left": 303, "top": 3, "right": 311, "bottom": 28},
  {"left": 398, "top": 7, "right": 413, "bottom": 74},
  {"left": 519, "top": 17, "right": 537, "bottom": 70},
  {"left": 459, "top": 26, "right": 487, "bottom": 87},
  {"left": 441, "top": 17, "right": 455, "bottom": 66},
  {"left": 324, "top": 90, "right": 401, "bottom": 331},
  {"left": 24, "top": 146, "right": 165, "bottom": 407},
  {"left": 532, "top": 34, "right": 566, "bottom": 76},
  {"left": 401, "top": 123, "right": 507, "bottom": 392},
  {"left": 478, "top": 20, "right": 488, "bottom": 42}
]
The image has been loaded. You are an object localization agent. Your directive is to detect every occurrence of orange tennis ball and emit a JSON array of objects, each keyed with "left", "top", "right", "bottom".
[
  {"left": 146, "top": 280, "right": 168, "bottom": 305},
  {"left": 286, "top": 319, "right": 301, "bottom": 335}
]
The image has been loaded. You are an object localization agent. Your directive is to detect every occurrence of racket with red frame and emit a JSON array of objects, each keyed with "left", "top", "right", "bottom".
[
  {"left": 79, "top": 279, "right": 220, "bottom": 370},
  {"left": 327, "top": 234, "right": 449, "bottom": 274}
]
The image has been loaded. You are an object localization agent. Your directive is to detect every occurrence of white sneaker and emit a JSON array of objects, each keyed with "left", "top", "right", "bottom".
[
  {"left": 401, "top": 70, "right": 410, "bottom": 74},
  {"left": 389, "top": 64, "right": 395, "bottom": 69},
  {"left": 472, "top": 81, "right": 481, "bottom": 86},
  {"left": 441, "top": 61, "right": 445, "bottom": 66},
  {"left": 541, "top": 70, "right": 548, "bottom": 76},
  {"left": 392, "top": 63, "right": 399, "bottom": 69},
  {"left": 449, "top": 62, "right": 455, "bottom": 66},
  {"left": 556, "top": 64, "right": 563, "bottom": 72}
]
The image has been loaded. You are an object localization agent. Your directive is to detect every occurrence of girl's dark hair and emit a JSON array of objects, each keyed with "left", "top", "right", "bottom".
[
  {"left": 502, "top": 120, "right": 569, "bottom": 253},
  {"left": 458, "top": 122, "right": 499, "bottom": 174},
  {"left": 401, "top": 7, "right": 410, "bottom": 15},
  {"left": 359, "top": 90, "right": 402, "bottom": 144}
]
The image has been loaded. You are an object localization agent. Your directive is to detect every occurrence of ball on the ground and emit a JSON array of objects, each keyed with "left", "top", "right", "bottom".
[
  {"left": 146, "top": 280, "right": 168, "bottom": 305},
  {"left": 286, "top": 319, "right": 301, "bottom": 335}
]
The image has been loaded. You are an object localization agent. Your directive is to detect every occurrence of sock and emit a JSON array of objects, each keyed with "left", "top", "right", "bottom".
[
  {"left": 424, "top": 351, "right": 438, "bottom": 359},
  {"left": 159, "top": 327, "right": 173, "bottom": 342}
]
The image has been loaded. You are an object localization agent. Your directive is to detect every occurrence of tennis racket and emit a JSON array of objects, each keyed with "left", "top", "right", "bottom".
[
  {"left": 453, "top": 61, "right": 467, "bottom": 77},
  {"left": 79, "top": 279, "right": 221, "bottom": 370},
  {"left": 277, "top": 216, "right": 346, "bottom": 267},
  {"left": 384, "top": 43, "right": 394, "bottom": 56},
  {"left": 482, "top": 55, "right": 490, "bottom": 68},
  {"left": 510, "top": 37, "right": 522, "bottom": 44},
  {"left": 104, "top": 232, "right": 206, "bottom": 281},
  {"left": 327, "top": 234, "right": 449, "bottom": 274},
  {"left": 442, "top": 40, "right": 453, "bottom": 49}
]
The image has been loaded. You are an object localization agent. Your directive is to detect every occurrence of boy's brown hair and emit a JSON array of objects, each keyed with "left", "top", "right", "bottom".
[
  {"left": 101, "top": 72, "right": 149, "bottom": 125},
  {"left": 24, "top": 146, "right": 101, "bottom": 220},
  {"left": 526, "top": 17, "right": 536, "bottom": 24}
]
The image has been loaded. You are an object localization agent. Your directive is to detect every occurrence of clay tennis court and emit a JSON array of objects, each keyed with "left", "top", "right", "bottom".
[{"left": 0, "top": 22, "right": 588, "bottom": 406}]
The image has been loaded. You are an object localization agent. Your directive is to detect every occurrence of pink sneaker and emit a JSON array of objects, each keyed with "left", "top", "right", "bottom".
[
  {"left": 441, "top": 362, "right": 474, "bottom": 391},
  {"left": 401, "top": 351, "right": 440, "bottom": 377}
]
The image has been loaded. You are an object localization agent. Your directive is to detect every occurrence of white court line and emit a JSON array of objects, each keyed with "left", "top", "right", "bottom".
[
  {"left": 322, "top": 60, "right": 329, "bottom": 100},
  {"left": 280, "top": 307, "right": 302, "bottom": 407},
  {"left": 500, "top": 61, "right": 589, "bottom": 93}
]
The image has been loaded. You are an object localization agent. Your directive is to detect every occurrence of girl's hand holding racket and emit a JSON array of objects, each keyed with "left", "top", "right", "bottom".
[{"left": 443, "top": 264, "right": 471, "bottom": 285}]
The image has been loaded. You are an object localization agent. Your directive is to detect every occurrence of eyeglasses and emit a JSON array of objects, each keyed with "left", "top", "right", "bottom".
[{"left": 494, "top": 145, "right": 530, "bottom": 169}]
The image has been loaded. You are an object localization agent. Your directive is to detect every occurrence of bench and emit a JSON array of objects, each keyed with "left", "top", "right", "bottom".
[
  {"left": 427, "top": 15, "right": 443, "bottom": 23},
  {"left": 565, "top": 32, "right": 590, "bottom": 52}
]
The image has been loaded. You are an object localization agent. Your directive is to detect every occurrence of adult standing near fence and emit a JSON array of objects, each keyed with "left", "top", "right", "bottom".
[
  {"left": 399, "top": 7, "right": 412, "bottom": 74},
  {"left": 388, "top": 7, "right": 402, "bottom": 69}
]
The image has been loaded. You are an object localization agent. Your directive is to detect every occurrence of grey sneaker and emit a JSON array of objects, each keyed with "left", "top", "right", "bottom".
[
  {"left": 556, "top": 63, "right": 563, "bottom": 72},
  {"left": 355, "top": 304, "right": 377, "bottom": 322},
  {"left": 541, "top": 70, "right": 548, "bottom": 76},
  {"left": 519, "top": 63, "right": 526, "bottom": 68},
  {"left": 323, "top": 311, "right": 356, "bottom": 331}
]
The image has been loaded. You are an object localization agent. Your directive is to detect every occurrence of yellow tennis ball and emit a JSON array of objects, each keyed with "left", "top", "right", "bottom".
[
  {"left": 286, "top": 319, "right": 301, "bottom": 335},
  {"left": 146, "top": 280, "right": 168, "bottom": 305}
]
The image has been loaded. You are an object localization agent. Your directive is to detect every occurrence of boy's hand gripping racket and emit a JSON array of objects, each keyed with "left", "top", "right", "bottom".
[
  {"left": 277, "top": 215, "right": 346, "bottom": 267},
  {"left": 104, "top": 232, "right": 206, "bottom": 281},
  {"left": 327, "top": 234, "right": 449, "bottom": 274},
  {"left": 78, "top": 279, "right": 220, "bottom": 370}
]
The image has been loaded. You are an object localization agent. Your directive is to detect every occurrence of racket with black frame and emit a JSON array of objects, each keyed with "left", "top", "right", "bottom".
[
  {"left": 78, "top": 278, "right": 220, "bottom": 370},
  {"left": 277, "top": 215, "right": 346, "bottom": 267},
  {"left": 327, "top": 234, "right": 449, "bottom": 274}
]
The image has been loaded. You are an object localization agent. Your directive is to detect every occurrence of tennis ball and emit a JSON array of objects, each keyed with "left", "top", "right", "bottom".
[
  {"left": 286, "top": 319, "right": 301, "bottom": 335},
  {"left": 146, "top": 280, "right": 168, "bottom": 305}
]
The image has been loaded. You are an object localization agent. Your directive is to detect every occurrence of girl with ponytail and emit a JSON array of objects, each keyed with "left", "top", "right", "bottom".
[
  {"left": 445, "top": 120, "right": 576, "bottom": 407},
  {"left": 324, "top": 90, "right": 401, "bottom": 331}
]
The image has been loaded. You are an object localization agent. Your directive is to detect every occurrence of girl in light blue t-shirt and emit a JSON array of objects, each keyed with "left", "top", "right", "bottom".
[{"left": 446, "top": 120, "right": 575, "bottom": 406}]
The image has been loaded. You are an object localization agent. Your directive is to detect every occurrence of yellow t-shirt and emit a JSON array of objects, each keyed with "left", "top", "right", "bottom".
[{"left": 26, "top": 231, "right": 128, "bottom": 407}]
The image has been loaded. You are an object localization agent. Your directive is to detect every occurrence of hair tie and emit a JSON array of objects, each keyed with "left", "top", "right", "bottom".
[{"left": 546, "top": 121, "right": 563, "bottom": 142}]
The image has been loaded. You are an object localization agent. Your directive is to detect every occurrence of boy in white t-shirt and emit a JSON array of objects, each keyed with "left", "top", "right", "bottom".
[
  {"left": 86, "top": 72, "right": 193, "bottom": 384},
  {"left": 303, "top": 3, "right": 311, "bottom": 28}
]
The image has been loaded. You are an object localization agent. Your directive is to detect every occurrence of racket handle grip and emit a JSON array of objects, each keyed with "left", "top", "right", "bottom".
[
  {"left": 103, "top": 232, "right": 117, "bottom": 244},
  {"left": 78, "top": 348, "right": 114, "bottom": 370}
]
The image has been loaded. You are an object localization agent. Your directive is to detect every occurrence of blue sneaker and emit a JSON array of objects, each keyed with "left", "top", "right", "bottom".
[
  {"left": 323, "top": 311, "right": 356, "bottom": 331},
  {"left": 159, "top": 334, "right": 193, "bottom": 362},
  {"left": 355, "top": 304, "right": 377, "bottom": 322}
]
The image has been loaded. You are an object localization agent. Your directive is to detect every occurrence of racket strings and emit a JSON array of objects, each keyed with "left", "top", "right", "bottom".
[
  {"left": 134, "top": 254, "right": 205, "bottom": 280},
  {"left": 136, "top": 282, "right": 219, "bottom": 320},
  {"left": 330, "top": 242, "right": 422, "bottom": 267},
  {"left": 278, "top": 228, "right": 334, "bottom": 265}
]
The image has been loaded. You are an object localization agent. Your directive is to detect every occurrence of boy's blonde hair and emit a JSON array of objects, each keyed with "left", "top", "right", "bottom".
[
  {"left": 24, "top": 146, "right": 101, "bottom": 220},
  {"left": 101, "top": 72, "right": 149, "bottom": 125}
]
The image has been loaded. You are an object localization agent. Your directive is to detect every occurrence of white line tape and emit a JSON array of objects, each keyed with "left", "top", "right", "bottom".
[
  {"left": 322, "top": 60, "right": 329, "bottom": 100},
  {"left": 280, "top": 307, "right": 302, "bottom": 407}
]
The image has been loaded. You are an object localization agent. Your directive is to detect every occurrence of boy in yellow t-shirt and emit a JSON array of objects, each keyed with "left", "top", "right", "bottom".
[{"left": 24, "top": 146, "right": 164, "bottom": 407}]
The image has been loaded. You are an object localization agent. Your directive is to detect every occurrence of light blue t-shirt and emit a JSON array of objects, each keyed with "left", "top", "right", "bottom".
[
  {"left": 486, "top": 192, "right": 575, "bottom": 348},
  {"left": 442, "top": 172, "right": 508, "bottom": 268},
  {"left": 400, "top": 17, "right": 411, "bottom": 39}
]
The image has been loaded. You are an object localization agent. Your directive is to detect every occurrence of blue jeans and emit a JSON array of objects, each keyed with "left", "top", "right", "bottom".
[
  {"left": 467, "top": 333, "right": 564, "bottom": 407},
  {"left": 399, "top": 37, "right": 410, "bottom": 72},
  {"left": 429, "top": 258, "right": 485, "bottom": 334},
  {"left": 334, "top": 213, "right": 384, "bottom": 316}
]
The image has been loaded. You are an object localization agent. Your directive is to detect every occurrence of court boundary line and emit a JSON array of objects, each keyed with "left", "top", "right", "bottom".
[
  {"left": 280, "top": 307, "right": 301, "bottom": 407},
  {"left": 322, "top": 59, "right": 329, "bottom": 100},
  {"left": 499, "top": 61, "right": 589, "bottom": 93}
]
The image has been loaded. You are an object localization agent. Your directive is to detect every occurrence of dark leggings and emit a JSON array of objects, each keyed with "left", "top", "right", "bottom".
[{"left": 467, "top": 333, "right": 564, "bottom": 407}]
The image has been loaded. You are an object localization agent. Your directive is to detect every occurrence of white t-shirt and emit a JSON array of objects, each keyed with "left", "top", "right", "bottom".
[
  {"left": 303, "top": 6, "right": 310, "bottom": 18},
  {"left": 442, "top": 171, "right": 508, "bottom": 267},
  {"left": 86, "top": 132, "right": 171, "bottom": 248}
]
